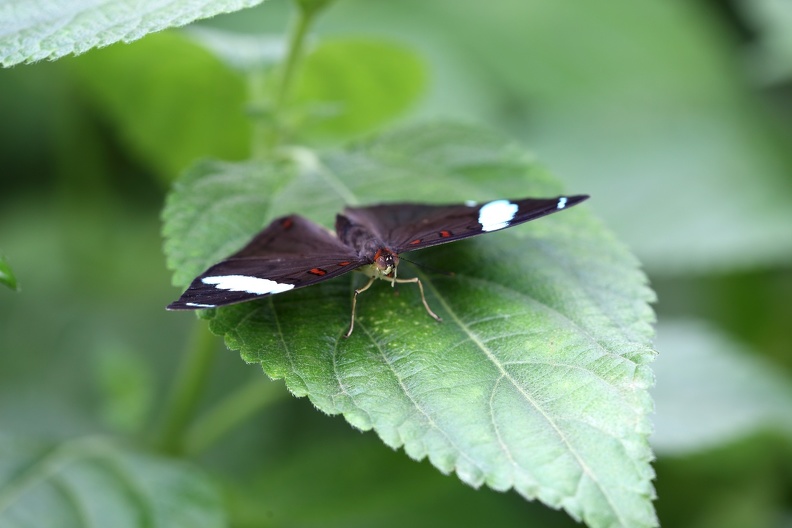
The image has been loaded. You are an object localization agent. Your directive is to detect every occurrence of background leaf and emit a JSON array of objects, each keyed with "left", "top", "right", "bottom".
[
  {"left": 0, "top": 436, "right": 224, "bottom": 527},
  {"left": 292, "top": 38, "right": 427, "bottom": 141},
  {"left": 651, "top": 320, "right": 792, "bottom": 455},
  {"left": 164, "top": 122, "right": 658, "bottom": 527},
  {"left": 0, "top": 0, "right": 266, "bottom": 67},
  {"left": 0, "top": 256, "right": 17, "bottom": 291},
  {"left": 93, "top": 340, "right": 156, "bottom": 435},
  {"left": 223, "top": 409, "right": 582, "bottom": 528},
  {"left": 67, "top": 31, "right": 252, "bottom": 182},
  {"left": 432, "top": 0, "right": 792, "bottom": 275},
  {"left": 738, "top": 0, "right": 792, "bottom": 83}
]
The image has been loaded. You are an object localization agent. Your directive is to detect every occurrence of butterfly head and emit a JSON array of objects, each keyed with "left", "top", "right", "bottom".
[{"left": 373, "top": 248, "right": 399, "bottom": 278}]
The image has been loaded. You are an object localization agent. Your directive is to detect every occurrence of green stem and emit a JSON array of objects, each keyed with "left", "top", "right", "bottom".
[
  {"left": 183, "top": 377, "right": 288, "bottom": 456},
  {"left": 256, "top": 2, "right": 317, "bottom": 152},
  {"left": 156, "top": 321, "right": 218, "bottom": 455},
  {"left": 248, "top": 71, "right": 271, "bottom": 161},
  {"left": 276, "top": 4, "right": 313, "bottom": 110}
]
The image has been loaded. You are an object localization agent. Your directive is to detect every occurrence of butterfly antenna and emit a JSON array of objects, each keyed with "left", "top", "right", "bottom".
[{"left": 399, "top": 256, "right": 455, "bottom": 277}]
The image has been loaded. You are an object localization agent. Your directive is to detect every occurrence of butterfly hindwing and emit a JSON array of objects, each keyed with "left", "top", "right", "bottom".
[
  {"left": 167, "top": 215, "right": 365, "bottom": 310},
  {"left": 342, "top": 195, "right": 588, "bottom": 253}
]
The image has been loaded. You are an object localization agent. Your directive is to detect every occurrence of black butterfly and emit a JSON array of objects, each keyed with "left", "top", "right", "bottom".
[{"left": 168, "top": 195, "right": 589, "bottom": 336}]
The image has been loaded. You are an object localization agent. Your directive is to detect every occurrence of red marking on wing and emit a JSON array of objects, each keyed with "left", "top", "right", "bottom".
[
  {"left": 373, "top": 249, "right": 384, "bottom": 261},
  {"left": 280, "top": 218, "right": 294, "bottom": 229},
  {"left": 338, "top": 261, "right": 351, "bottom": 266},
  {"left": 409, "top": 239, "right": 422, "bottom": 245},
  {"left": 309, "top": 268, "right": 327, "bottom": 276},
  {"left": 439, "top": 230, "right": 452, "bottom": 238}
]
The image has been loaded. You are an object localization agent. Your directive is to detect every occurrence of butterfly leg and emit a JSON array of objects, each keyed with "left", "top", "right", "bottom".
[
  {"left": 345, "top": 275, "right": 377, "bottom": 338},
  {"left": 394, "top": 277, "right": 443, "bottom": 323}
]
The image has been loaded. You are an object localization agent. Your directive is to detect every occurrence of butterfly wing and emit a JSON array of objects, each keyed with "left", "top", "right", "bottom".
[
  {"left": 167, "top": 215, "right": 365, "bottom": 310},
  {"left": 342, "top": 195, "right": 589, "bottom": 253}
]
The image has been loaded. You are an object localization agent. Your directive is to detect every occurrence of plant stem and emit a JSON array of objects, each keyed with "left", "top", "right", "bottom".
[
  {"left": 276, "top": 4, "right": 313, "bottom": 111},
  {"left": 248, "top": 70, "right": 271, "bottom": 161},
  {"left": 157, "top": 321, "right": 218, "bottom": 456},
  {"left": 183, "top": 377, "right": 288, "bottom": 457},
  {"left": 256, "top": 2, "right": 317, "bottom": 152}
]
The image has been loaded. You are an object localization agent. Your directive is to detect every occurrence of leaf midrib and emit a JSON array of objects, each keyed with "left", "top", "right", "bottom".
[
  {"left": 418, "top": 270, "right": 628, "bottom": 526},
  {"left": 0, "top": 438, "right": 154, "bottom": 525}
]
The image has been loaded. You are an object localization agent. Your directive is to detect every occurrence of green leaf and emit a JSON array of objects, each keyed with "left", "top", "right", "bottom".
[
  {"left": 0, "top": 256, "right": 18, "bottom": 291},
  {"left": 292, "top": 38, "right": 427, "bottom": 141},
  {"left": 652, "top": 320, "right": 792, "bottom": 455},
  {"left": 163, "top": 122, "right": 658, "bottom": 528},
  {"left": 0, "top": 436, "right": 225, "bottom": 527},
  {"left": 67, "top": 31, "right": 251, "bottom": 181},
  {"left": 0, "top": 0, "right": 267, "bottom": 67}
]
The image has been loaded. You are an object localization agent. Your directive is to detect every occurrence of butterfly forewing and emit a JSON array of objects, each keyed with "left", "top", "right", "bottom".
[
  {"left": 343, "top": 195, "right": 588, "bottom": 253},
  {"left": 168, "top": 195, "right": 589, "bottom": 315},
  {"left": 167, "top": 215, "right": 365, "bottom": 310}
]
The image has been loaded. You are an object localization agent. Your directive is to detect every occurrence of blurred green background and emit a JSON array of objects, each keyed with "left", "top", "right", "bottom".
[{"left": 2, "top": 0, "right": 792, "bottom": 526}]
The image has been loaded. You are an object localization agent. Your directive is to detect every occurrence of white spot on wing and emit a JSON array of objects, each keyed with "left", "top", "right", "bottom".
[
  {"left": 557, "top": 196, "right": 568, "bottom": 209},
  {"left": 465, "top": 200, "right": 477, "bottom": 207},
  {"left": 478, "top": 199, "right": 518, "bottom": 232},
  {"left": 186, "top": 302, "right": 216, "bottom": 308},
  {"left": 202, "top": 275, "right": 295, "bottom": 295}
]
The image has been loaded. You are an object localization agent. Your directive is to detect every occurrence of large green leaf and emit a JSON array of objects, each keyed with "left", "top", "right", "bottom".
[
  {"left": 163, "top": 123, "right": 658, "bottom": 528},
  {"left": 0, "top": 0, "right": 266, "bottom": 67},
  {"left": 0, "top": 436, "right": 224, "bottom": 527}
]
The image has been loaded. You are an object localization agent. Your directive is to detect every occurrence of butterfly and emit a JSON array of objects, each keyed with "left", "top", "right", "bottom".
[{"left": 168, "top": 195, "right": 589, "bottom": 337}]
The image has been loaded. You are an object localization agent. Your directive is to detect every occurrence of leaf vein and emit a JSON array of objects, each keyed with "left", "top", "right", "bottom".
[
  {"left": 456, "top": 273, "right": 635, "bottom": 363},
  {"left": 356, "top": 321, "right": 484, "bottom": 474},
  {"left": 419, "top": 272, "right": 629, "bottom": 526},
  {"left": 50, "top": 475, "right": 92, "bottom": 527},
  {"left": 489, "top": 375, "right": 534, "bottom": 482},
  {"left": 269, "top": 297, "right": 309, "bottom": 391}
]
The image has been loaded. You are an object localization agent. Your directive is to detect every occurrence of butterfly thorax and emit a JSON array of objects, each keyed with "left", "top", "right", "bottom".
[{"left": 336, "top": 214, "right": 399, "bottom": 280}]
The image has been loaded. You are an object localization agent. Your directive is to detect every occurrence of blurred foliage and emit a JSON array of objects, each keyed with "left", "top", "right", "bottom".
[
  {"left": 70, "top": 31, "right": 253, "bottom": 183},
  {"left": 0, "top": 436, "right": 225, "bottom": 528},
  {"left": 291, "top": 38, "right": 427, "bottom": 141},
  {"left": 2, "top": 0, "right": 792, "bottom": 527}
]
